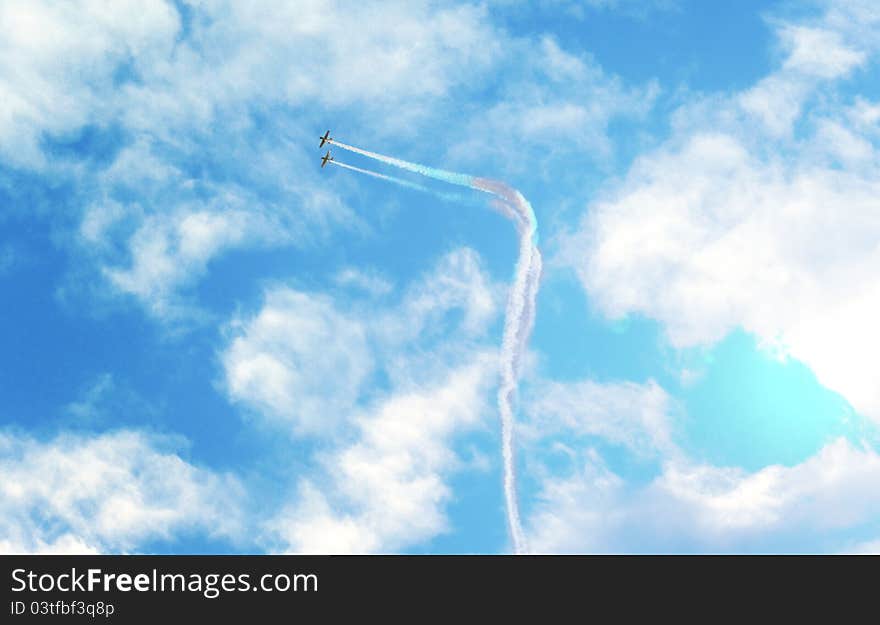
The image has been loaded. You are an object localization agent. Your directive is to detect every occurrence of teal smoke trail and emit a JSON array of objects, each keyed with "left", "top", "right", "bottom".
[
  {"left": 332, "top": 159, "right": 433, "bottom": 192},
  {"left": 329, "top": 139, "right": 475, "bottom": 188},
  {"left": 330, "top": 140, "right": 539, "bottom": 248},
  {"left": 331, "top": 160, "right": 474, "bottom": 205},
  {"left": 330, "top": 138, "right": 541, "bottom": 555}
]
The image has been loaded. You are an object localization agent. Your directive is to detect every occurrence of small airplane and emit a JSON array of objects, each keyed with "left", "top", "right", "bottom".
[
  {"left": 319, "top": 130, "right": 332, "bottom": 148},
  {"left": 320, "top": 150, "right": 333, "bottom": 168}
]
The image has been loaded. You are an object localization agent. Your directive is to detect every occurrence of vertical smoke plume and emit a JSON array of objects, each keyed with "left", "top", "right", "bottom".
[{"left": 328, "top": 139, "right": 541, "bottom": 554}]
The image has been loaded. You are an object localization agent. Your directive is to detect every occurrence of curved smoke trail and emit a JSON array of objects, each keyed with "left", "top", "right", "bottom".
[{"left": 329, "top": 139, "right": 540, "bottom": 554}]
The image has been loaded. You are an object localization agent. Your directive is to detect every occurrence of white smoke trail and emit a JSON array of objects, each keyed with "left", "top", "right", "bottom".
[
  {"left": 329, "top": 139, "right": 475, "bottom": 188},
  {"left": 327, "top": 140, "right": 541, "bottom": 554},
  {"left": 480, "top": 193, "right": 541, "bottom": 556},
  {"left": 331, "top": 160, "right": 473, "bottom": 205}
]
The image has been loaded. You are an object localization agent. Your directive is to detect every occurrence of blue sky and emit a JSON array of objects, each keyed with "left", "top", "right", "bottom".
[{"left": 2, "top": 0, "right": 880, "bottom": 554}]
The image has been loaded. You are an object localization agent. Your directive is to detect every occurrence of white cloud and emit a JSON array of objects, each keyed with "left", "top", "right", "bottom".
[
  {"left": 843, "top": 538, "right": 880, "bottom": 555},
  {"left": 333, "top": 267, "right": 394, "bottom": 297},
  {"left": 85, "top": 139, "right": 360, "bottom": 318},
  {"left": 222, "top": 247, "right": 499, "bottom": 435},
  {"left": 528, "top": 437, "right": 880, "bottom": 553},
  {"left": 0, "top": 0, "right": 509, "bottom": 316},
  {"left": 523, "top": 378, "right": 677, "bottom": 457},
  {"left": 267, "top": 354, "right": 495, "bottom": 553},
  {"left": 562, "top": 5, "right": 880, "bottom": 421},
  {"left": 0, "top": 0, "right": 499, "bottom": 156},
  {"left": 736, "top": 22, "right": 866, "bottom": 136},
  {"left": 1, "top": 0, "right": 663, "bottom": 319},
  {"left": 65, "top": 373, "right": 116, "bottom": 422},
  {"left": 448, "top": 36, "right": 657, "bottom": 171},
  {"left": 512, "top": 320, "right": 880, "bottom": 553},
  {"left": 223, "top": 247, "right": 502, "bottom": 552},
  {"left": 520, "top": 375, "right": 880, "bottom": 553},
  {"left": 223, "top": 289, "right": 373, "bottom": 434},
  {"left": 0, "top": 429, "right": 243, "bottom": 554},
  {"left": 779, "top": 25, "right": 866, "bottom": 78},
  {"left": 379, "top": 247, "right": 497, "bottom": 348},
  {"left": 105, "top": 209, "right": 255, "bottom": 317},
  {"left": 524, "top": 1, "right": 880, "bottom": 552},
  {"left": 571, "top": 127, "right": 880, "bottom": 421},
  {"left": 188, "top": 0, "right": 499, "bottom": 109},
  {"left": 0, "top": 0, "right": 179, "bottom": 167}
]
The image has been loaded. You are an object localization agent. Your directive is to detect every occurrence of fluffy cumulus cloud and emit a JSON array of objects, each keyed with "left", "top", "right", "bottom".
[
  {"left": 223, "top": 289, "right": 373, "bottom": 434},
  {"left": 104, "top": 208, "right": 258, "bottom": 317},
  {"left": 269, "top": 355, "right": 495, "bottom": 553},
  {"left": 0, "top": 0, "right": 179, "bottom": 167},
  {"left": 223, "top": 247, "right": 496, "bottom": 433},
  {"left": 10, "top": 0, "right": 879, "bottom": 556},
  {"left": 0, "top": 430, "right": 243, "bottom": 554},
  {"left": 0, "top": 246, "right": 500, "bottom": 555},
  {"left": 376, "top": 247, "right": 497, "bottom": 350},
  {"left": 0, "top": 0, "right": 503, "bottom": 316},
  {"left": 562, "top": 0, "right": 880, "bottom": 421},
  {"left": 0, "top": 0, "right": 498, "bottom": 159},
  {"left": 528, "top": 438, "right": 880, "bottom": 553},
  {"left": 448, "top": 36, "right": 657, "bottom": 173},
  {"left": 525, "top": 0, "right": 880, "bottom": 553},
  {"left": 528, "top": 437, "right": 880, "bottom": 553},
  {"left": 222, "top": 248, "right": 501, "bottom": 552},
  {"left": 186, "top": 0, "right": 500, "bottom": 110},
  {"left": 81, "top": 141, "right": 356, "bottom": 319},
  {"left": 524, "top": 378, "right": 880, "bottom": 553},
  {"left": 523, "top": 378, "right": 677, "bottom": 457},
  {"left": 2, "top": 0, "right": 537, "bottom": 550},
  {"left": 1, "top": 0, "right": 658, "bottom": 317}
]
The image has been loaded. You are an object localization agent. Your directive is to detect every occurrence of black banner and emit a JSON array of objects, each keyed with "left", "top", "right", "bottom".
[{"left": 0, "top": 555, "right": 873, "bottom": 621}]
